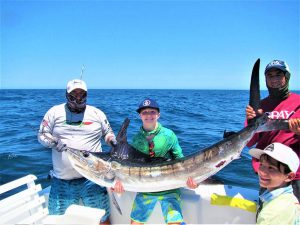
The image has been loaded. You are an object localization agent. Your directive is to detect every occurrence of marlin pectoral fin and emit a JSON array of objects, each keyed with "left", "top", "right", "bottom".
[{"left": 116, "top": 118, "right": 130, "bottom": 142}]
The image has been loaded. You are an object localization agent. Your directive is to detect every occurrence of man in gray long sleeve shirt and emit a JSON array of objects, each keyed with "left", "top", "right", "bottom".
[{"left": 38, "top": 79, "right": 116, "bottom": 225}]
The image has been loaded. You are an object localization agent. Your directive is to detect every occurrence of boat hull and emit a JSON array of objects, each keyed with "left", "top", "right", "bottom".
[{"left": 108, "top": 182, "right": 258, "bottom": 224}]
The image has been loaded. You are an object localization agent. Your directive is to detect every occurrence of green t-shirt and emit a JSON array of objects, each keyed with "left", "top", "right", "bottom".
[{"left": 131, "top": 123, "right": 184, "bottom": 195}]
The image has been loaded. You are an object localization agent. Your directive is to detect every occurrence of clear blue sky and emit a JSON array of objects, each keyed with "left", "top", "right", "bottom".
[{"left": 1, "top": 0, "right": 299, "bottom": 90}]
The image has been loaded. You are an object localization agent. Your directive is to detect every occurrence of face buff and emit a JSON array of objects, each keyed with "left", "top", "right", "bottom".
[
  {"left": 66, "top": 91, "right": 87, "bottom": 113},
  {"left": 266, "top": 71, "right": 290, "bottom": 100}
]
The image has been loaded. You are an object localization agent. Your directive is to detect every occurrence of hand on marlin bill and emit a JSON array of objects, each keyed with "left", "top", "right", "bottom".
[
  {"left": 186, "top": 177, "right": 199, "bottom": 189},
  {"left": 245, "top": 105, "right": 263, "bottom": 120},
  {"left": 289, "top": 118, "right": 300, "bottom": 135},
  {"left": 111, "top": 179, "right": 125, "bottom": 194}
]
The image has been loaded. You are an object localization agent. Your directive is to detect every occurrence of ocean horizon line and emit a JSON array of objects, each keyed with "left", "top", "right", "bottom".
[{"left": 0, "top": 88, "right": 273, "bottom": 91}]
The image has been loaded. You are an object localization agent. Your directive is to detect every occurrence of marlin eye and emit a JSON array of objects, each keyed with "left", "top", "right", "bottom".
[{"left": 82, "top": 151, "right": 90, "bottom": 157}]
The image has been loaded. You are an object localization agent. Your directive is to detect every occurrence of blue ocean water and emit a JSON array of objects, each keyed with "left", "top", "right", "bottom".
[{"left": 0, "top": 89, "right": 270, "bottom": 194}]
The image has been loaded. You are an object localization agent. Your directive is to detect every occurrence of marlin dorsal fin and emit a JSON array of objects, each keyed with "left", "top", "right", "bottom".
[{"left": 116, "top": 118, "right": 130, "bottom": 143}]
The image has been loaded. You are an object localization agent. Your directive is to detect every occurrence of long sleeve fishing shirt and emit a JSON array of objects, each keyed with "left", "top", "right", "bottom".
[
  {"left": 38, "top": 103, "right": 115, "bottom": 180},
  {"left": 131, "top": 123, "right": 183, "bottom": 159}
]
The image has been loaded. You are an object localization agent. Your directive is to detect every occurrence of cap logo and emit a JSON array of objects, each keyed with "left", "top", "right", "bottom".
[
  {"left": 269, "top": 60, "right": 282, "bottom": 66},
  {"left": 265, "top": 143, "right": 275, "bottom": 152},
  {"left": 143, "top": 100, "right": 151, "bottom": 106}
]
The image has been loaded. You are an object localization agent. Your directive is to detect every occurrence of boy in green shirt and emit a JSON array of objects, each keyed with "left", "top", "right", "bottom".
[{"left": 112, "top": 98, "right": 198, "bottom": 225}]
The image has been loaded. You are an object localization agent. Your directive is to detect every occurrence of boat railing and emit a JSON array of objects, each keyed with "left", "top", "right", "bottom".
[
  {"left": 0, "top": 174, "right": 105, "bottom": 225},
  {"left": 0, "top": 174, "right": 48, "bottom": 224}
]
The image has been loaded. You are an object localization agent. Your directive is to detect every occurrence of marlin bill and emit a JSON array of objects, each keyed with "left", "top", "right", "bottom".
[{"left": 66, "top": 59, "right": 289, "bottom": 192}]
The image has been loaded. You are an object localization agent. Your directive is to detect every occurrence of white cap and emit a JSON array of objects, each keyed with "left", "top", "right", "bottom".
[
  {"left": 66, "top": 79, "right": 87, "bottom": 93},
  {"left": 249, "top": 142, "right": 299, "bottom": 173}
]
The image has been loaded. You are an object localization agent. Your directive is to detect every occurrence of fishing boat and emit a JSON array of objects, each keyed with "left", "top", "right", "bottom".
[
  {"left": 0, "top": 174, "right": 258, "bottom": 224},
  {"left": 0, "top": 59, "right": 268, "bottom": 224}
]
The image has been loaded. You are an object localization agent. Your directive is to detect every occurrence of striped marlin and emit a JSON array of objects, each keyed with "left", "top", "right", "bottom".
[{"left": 66, "top": 59, "right": 289, "bottom": 192}]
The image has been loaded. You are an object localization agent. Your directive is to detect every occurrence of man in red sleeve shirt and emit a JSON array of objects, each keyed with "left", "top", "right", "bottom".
[{"left": 245, "top": 59, "right": 300, "bottom": 200}]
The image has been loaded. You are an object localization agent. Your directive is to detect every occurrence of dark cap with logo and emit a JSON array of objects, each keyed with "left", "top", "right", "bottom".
[
  {"left": 136, "top": 98, "right": 160, "bottom": 113},
  {"left": 265, "top": 60, "right": 291, "bottom": 80}
]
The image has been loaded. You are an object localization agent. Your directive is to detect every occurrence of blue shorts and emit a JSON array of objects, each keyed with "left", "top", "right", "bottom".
[
  {"left": 48, "top": 177, "right": 110, "bottom": 222},
  {"left": 130, "top": 191, "right": 183, "bottom": 223}
]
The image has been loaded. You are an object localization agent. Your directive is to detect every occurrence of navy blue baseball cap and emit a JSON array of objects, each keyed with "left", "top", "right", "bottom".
[
  {"left": 136, "top": 98, "right": 160, "bottom": 113},
  {"left": 265, "top": 60, "right": 290, "bottom": 75}
]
